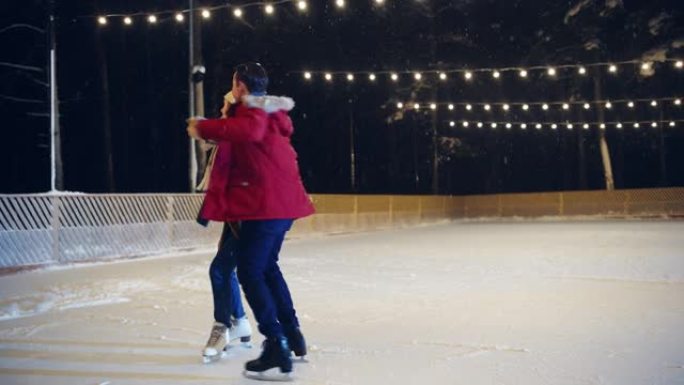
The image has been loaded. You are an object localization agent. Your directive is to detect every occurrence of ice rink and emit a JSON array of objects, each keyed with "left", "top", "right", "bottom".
[{"left": 0, "top": 220, "right": 683, "bottom": 385}]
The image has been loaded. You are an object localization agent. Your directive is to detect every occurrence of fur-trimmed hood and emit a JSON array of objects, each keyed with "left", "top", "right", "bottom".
[{"left": 242, "top": 95, "right": 295, "bottom": 114}]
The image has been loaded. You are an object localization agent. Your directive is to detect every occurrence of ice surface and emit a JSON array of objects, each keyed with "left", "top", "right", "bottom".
[{"left": 0, "top": 220, "right": 683, "bottom": 384}]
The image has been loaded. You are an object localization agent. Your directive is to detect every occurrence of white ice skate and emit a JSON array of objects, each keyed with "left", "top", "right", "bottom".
[
  {"left": 229, "top": 316, "right": 253, "bottom": 347},
  {"left": 202, "top": 322, "right": 228, "bottom": 364}
]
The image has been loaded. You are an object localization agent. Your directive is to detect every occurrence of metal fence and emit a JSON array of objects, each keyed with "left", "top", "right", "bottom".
[
  {"left": 0, "top": 194, "right": 221, "bottom": 268},
  {"left": 2, "top": 189, "right": 683, "bottom": 269}
]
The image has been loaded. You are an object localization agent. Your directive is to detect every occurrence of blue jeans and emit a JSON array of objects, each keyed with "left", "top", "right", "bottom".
[
  {"left": 209, "top": 223, "right": 246, "bottom": 325},
  {"left": 236, "top": 219, "right": 299, "bottom": 339}
]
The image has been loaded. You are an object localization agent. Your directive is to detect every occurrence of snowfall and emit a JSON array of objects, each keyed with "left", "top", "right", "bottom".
[{"left": 0, "top": 220, "right": 683, "bottom": 385}]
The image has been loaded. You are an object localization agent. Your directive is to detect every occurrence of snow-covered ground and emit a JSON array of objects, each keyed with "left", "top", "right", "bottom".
[{"left": 0, "top": 220, "right": 683, "bottom": 385}]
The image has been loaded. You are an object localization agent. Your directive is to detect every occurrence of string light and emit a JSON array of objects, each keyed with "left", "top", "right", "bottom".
[
  {"left": 414, "top": 72, "right": 422, "bottom": 80},
  {"left": 551, "top": 124, "right": 558, "bottom": 130},
  {"left": 369, "top": 73, "right": 376, "bottom": 81},
  {"left": 346, "top": 73, "right": 354, "bottom": 82},
  {"left": 519, "top": 70, "right": 528, "bottom": 78},
  {"left": 491, "top": 123, "right": 498, "bottom": 128},
  {"left": 616, "top": 123, "right": 623, "bottom": 129},
  {"left": 547, "top": 67, "right": 557, "bottom": 77},
  {"left": 477, "top": 122, "right": 483, "bottom": 128},
  {"left": 147, "top": 15, "right": 157, "bottom": 24},
  {"left": 627, "top": 101, "right": 634, "bottom": 108},
  {"left": 463, "top": 121, "right": 469, "bottom": 127},
  {"left": 233, "top": 8, "right": 243, "bottom": 18},
  {"left": 502, "top": 104, "right": 510, "bottom": 111},
  {"left": 676, "top": 99, "right": 682, "bottom": 106},
  {"left": 484, "top": 104, "right": 491, "bottom": 111},
  {"left": 325, "top": 73, "right": 332, "bottom": 81},
  {"left": 201, "top": 9, "right": 211, "bottom": 19},
  {"left": 493, "top": 71, "right": 500, "bottom": 79},
  {"left": 633, "top": 123, "right": 640, "bottom": 128},
  {"left": 562, "top": 103, "right": 570, "bottom": 110},
  {"left": 651, "top": 122, "right": 658, "bottom": 128},
  {"left": 536, "top": 123, "right": 542, "bottom": 129},
  {"left": 397, "top": 102, "right": 403, "bottom": 109},
  {"left": 506, "top": 123, "right": 512, "bottom": 129},
  {"left": 397, "top": 98, "right": 679, "bottom": 112},
  {"left": 448, "top": 104, "right": 454, "bottom": 110},
  {"left": 265, "top": 4, "right": 275, "bottom": 15},
  {"left": 297, "top": 1, "right": 308, "bottom": 11},
  {"left": 123, "top": 16, "right": 133, "bottom": 25},
  {"left": 303, "top": 72, "right": 312, "bottom": 80},
  {"left": 439, "top": 72, "right": 447, "bottom": 80},
  {"left": 175, "top": 12, "right": 184, "bottom": 22},
  {"left": 390, "top": 73, "right": 399, "bottom": 82},
  {"left": 430, "top": 103, "right": 437, "bottom": 110},
  {"left": 542, "top": 104, "right": 549, "bottom": 110},
  {"left": 335, "top": 0, "right": 345, "bottom": 8},
  {"left": 449, "top": 121, "right": 455, "bottom": 127},
  {"left": 414, "top": 103, "right": 420, "bottom": 110},
  {"left": 583, "top": 123, "right": 589, "bottom": 129},
  {"left": 605, "top": 101, "right": 612, "bottom": 109},
  {"left": 465, "top": 104, "right": 472, "bottom": 111},
  {"left": 522, "top": 104, "right": 529, "bottom": 111},
  {"left": 567, "top": 124, "right": 573, "bottom": 130},
  {"left": 583, "top": 103, "right": 590, "bottom": 110},
  {"left": 676, "top": 61, "right": 683, "bottom": 69},
  {"left": 608, "top": 64, "right": 618, "bottom": 73},
  {"left": 521, "top": 123, "right": 527, "bottom": 129},
  {"left": 464, "top": 71, "right": 473, "bottom": 80},
  {"left": 651, "top": 100, "right": 657, "bottom": 107},
  {"left": 97, "top": 16, "right": 107, "bottom": 25},
  {"left": 671, "top": 121, "right": 677, "bottom": 127},
  {"left": 600, "top": 123, "right": 606, "bottom": 129},
  {"left": 578, "top": 66, "right": 586, "bottom": 75}
]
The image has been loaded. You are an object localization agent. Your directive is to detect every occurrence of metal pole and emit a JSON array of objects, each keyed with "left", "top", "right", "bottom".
[
  {"left": 349, "top": 99, "right": 356, "bottom": 192},
  {"left": 48, "top": 0, "right": 62, "bottom": 192},
  {"left": 188, "top": 0, "right": 197, "bottom": 191}
]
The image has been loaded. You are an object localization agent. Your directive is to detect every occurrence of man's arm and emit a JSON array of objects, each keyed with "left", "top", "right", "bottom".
[{"left": 188, "top": 108, "right": 268, "bottom": 142}]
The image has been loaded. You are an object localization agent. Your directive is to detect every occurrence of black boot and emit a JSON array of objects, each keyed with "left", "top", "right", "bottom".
[
  {"left": 243, "top": 336, "right": 293, "bottom": 381},
  {"left": 284, "top": 327, "right": 307, "bottom": 358}
]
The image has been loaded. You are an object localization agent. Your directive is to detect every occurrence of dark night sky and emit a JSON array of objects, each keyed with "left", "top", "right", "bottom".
[{"left": 1, "top": 0, "right": 683, "bottom": 195}]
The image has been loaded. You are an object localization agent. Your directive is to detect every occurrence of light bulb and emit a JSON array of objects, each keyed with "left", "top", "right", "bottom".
[
  {"left": 430, "top": 103, "right": 437, "bottom": 110},
  {"left": 484, "top": 104, "right": 491, "bottom": 111},
  {"left": 202, "top": 9, "right": 211, "bottom": 18},
  {"left": 369, "top": 73, "right": 376, "bottom": 81},
  {"left": 627, "top": 101, "right": 634, "bottom": 108},
  {"left": 390, "top": 73, "right": 398, "bottom": 81},
  {"left": 324, "top": 73, "right": 332, "bottom": 81},
  {"left": 465, "top": 104, "right": 472, "bottom": 111},
  {"left": 583, "top": 103, "right": 590, "bottom": 110},
  {"left": 567, "top": 124, "right": 573, "bottom": 129},
  {"left": 493, "top": 71, "right": 500, "bottom": 79},
  {"left": 651, "top": 100, "right": 657, "bottom": 107},
  {"left": 463, "top": 121, "right": 469, "bottom": 127},
  {"left": 616, "top": 123, "right": 623, "bottom": 129},
  {"left": 506, "top": 123, "right": 512, "bottom": 129},
  {"left": 600, "top": 123, "right": 606, "bottom": 129},
  {"left": 675, "top": 99, "right": 681, "bottom": 106},
  {"left": 578, "top": 66, "right": 586, "bottom": 75},
  {"left": 522, "top": 104, "right": 529, "bottom": 111},
  {"left": 542, "top": 104, "right": 549, "bottom": 110},
  {"left": 583, "top": 124, "right": 589, "bottom": 129},
  {"left": 303, "top": 72, "right": 312, "bottom": 80},
  {"left": 562, "top": 103, "right": 570, "bottom": 110},
  {"left": 335, "top": 0, "right": 345, "bottom": 8},
  {"left": 634, "top": 123, "right": 640, "bottom": 128},
  {"left": 148, "top": 15, "right": 157, "bottom": 23},
  {"left": 414, "top": 72, "right": 422, "bottom": 80},
  {"left": 670, "top": 121, "right": 676, "bottom": 127},
  {"left": 346, "top": 73, "right": 354, "bottom": 81},
  {"left": 551, "top": 124, "right": 558, "bottom": 129},
  {"left": 97, "top": 16, "right": 107, "bottom": 25},
  {"left": 536, "top": 123, "right": 542, "bottom": 129},
  {"left": 503, "top": 104, "right": 510, "bottom": 111},
  {"left": 477, "top": 122, "right": 483, "bottom": 128},
  {"left": 449, "top": 121, "right": 455, "bottom": 127},
  {"left": 605, "top": 101, "right": 612, "bottom": 109},
  {"left": 448, "top": 104, "right": 454, "bottom": 110},
  {"left": 297, "top": 1, "right": 308, "bottom": 11},
  {"left": 608, "top": 64, "right": 617, "bottom": 73},
  {"left": 414, "top": 103, "right": 420, "bottom": 110},
  {"left": 521, "top": 123, "right": 527, "bottom": 129},
  {"left": 439, "top": 72, "right": 447, "bottom": 80},
  {"left": 464, "top": 71, "right": 473, "bottom": 80},
  {"left": 491, "top": 123, "right": 498, "bottom": 128},
  {"left": 397, "top": 102, "right": 403, "bottom": 109},
  {"left": 233, "top": 8, "right": 243, "bottom": 18},
  {"left": 175, "top": 13, "right": 185, "bottom": 22},
  {"left": 265, "top": 4, "right": 275, "bottom": 14},
  {"left": 651, "top": 122, "right": 658, "bottom": 128},
  {"left": 519, "top": 69, "right": 528, "bottom": 78},
  {"left": 675, "top": 60, "right": 683, "bottom": 69},
  {"left": 547, "top": 67, "right": 556, "bottom": 76},
  {"left": 123, "top": 16, "right": 133, "bottom": 25}
]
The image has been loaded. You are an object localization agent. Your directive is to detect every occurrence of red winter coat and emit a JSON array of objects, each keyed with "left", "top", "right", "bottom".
[{"left": 197, "top": 95, "right": 315, "bottom": 222}]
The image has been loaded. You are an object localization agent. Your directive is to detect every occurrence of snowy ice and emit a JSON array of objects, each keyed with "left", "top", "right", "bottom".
[{"left": 0, "top": 220, "right": 683, "bottom": 384}]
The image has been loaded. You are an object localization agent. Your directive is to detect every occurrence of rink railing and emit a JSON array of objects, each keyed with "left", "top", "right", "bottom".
[{"left": 1, "top": 188, "right": 683, "bottom": 269}]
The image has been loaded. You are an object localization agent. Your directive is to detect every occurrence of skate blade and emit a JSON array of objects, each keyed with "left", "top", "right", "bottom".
[
  {"left": 202, "top": 354, "right": 221, "bottom": 364},
  {"left": 242, "top": 369, "right": 293, "bottom": 382},
  {"left": 293, "top": 355, "right": 308, "bottom": 363}
]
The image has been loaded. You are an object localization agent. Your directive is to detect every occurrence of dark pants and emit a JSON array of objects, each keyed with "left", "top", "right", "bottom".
[
  {"left": 236, "top": 219, "right": 299, "bottom": 339},
  {"left": 209, "top": 223, "right": 246, "bottom": 326}
]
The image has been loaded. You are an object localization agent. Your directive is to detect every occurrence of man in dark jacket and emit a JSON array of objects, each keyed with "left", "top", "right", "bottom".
[{"left": 187, "top": 63, "right": 314, "bottom": 381}]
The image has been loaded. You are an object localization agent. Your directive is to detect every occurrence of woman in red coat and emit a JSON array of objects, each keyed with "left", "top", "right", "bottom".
[{"left": 187, "top": 63, "right": 314, "bottom": 381}]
